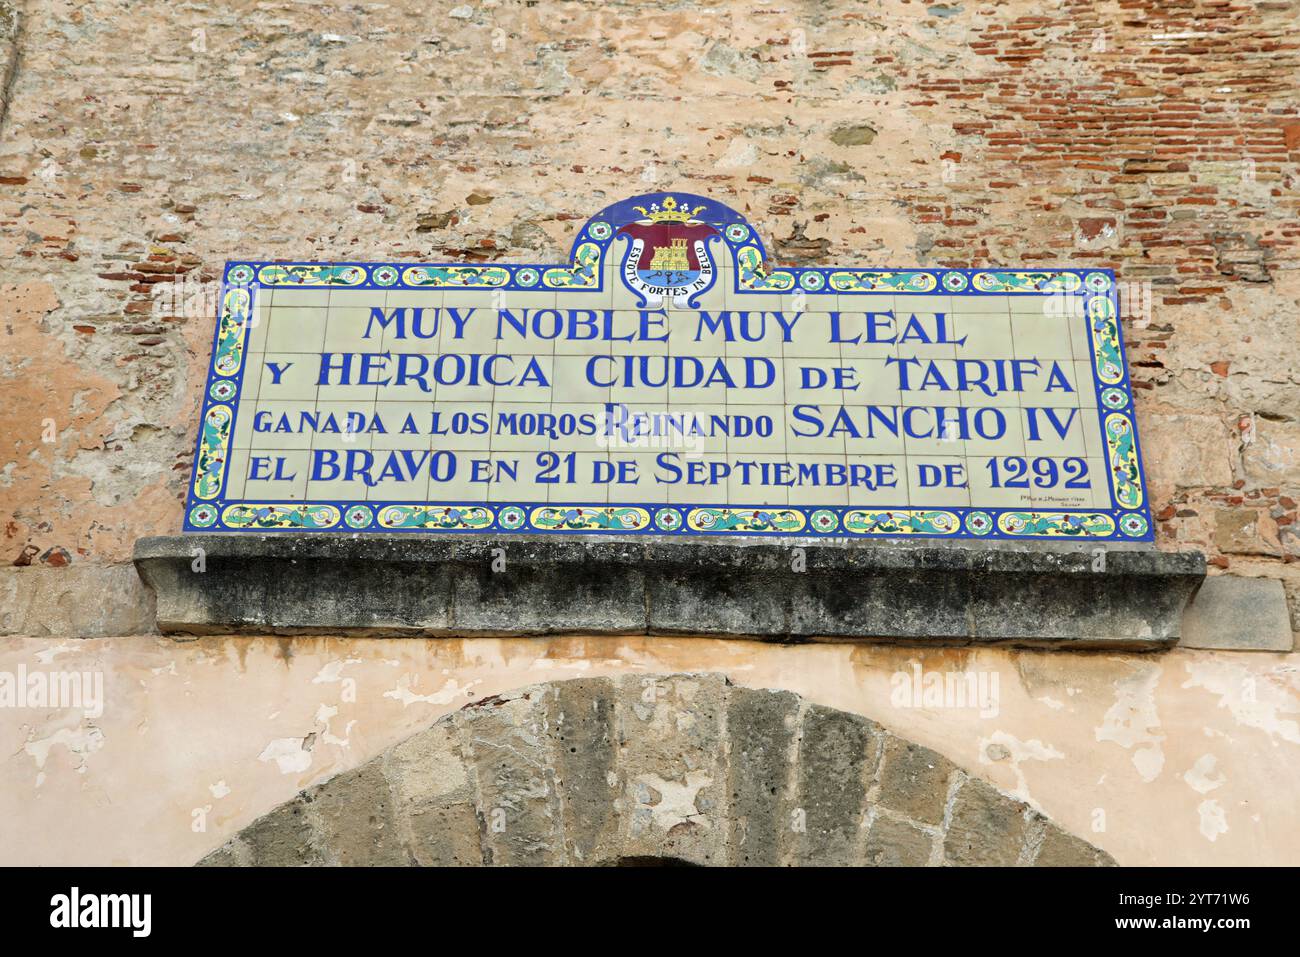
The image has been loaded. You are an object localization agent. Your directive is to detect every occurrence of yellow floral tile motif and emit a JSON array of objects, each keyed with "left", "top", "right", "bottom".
[
  {"left": 1105, "top": 413, "right": 1142, "bottom": 508},
  {"left": 257, "top": 264, "right": 366, "bottom": 287},
  {"left": 687, "top": 507, "right": 807, "bottom": 533},
  {"left": 213, "top": 287, "right": 251, "bottom": 376},
  {"left": 829, "top": 271, "right": 937, "bottom": 293},
  {"left": 221, "top": 504, "right": 341, "bottom": 529},
  {"left": 529, "top": 506, "right": 650, "bottom": 531},
  {"left": 997, "top": 511, "right": 1116, "bottom": 537},
  {"left": 1088, "top": 295, "right": 1124, "bottom": 384},
  {"left": 972, "top": 271, "right": 1084, "bottom": 294},
  {"left": 377, "top": 505, "right": 494, "bottom": 530},
  {"left": 843, "top": 510, "right": 960, "bottom": 535},
  {"left": 402, "top": 265, "right": 510, "bottom": 288},
  {"left": 542, "top": 243, "right": 602, "bottom": 288},
  {"left": 734, "top": 246, "right": 795, "bottom": 292},
  {"left": 192, "top": 405, "right": 231, "bottom": 500}
]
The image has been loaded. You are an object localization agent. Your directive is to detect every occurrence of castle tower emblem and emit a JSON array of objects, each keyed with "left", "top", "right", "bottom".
[{"left": 615, "top": 195, "right": 721, "bottom": 308}]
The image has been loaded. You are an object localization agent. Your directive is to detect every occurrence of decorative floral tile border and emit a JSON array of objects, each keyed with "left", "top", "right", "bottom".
[{"left": 186, "top": 192, "right": 1152, "bottom": 542}]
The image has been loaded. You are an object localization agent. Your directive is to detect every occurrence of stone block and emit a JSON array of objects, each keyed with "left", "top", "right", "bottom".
[
  {"left": 614, "top": 673, "right": 727, "bottom": 865},
  {"left": 461, "top": 690, "right": 564, "bottom": 866},
  {"left": 725, "top": 686, "right": 799, "bottom": 866},
  {"left": 386, "top": 722, "right": 482, "bottom": 865},
  {"left": 1180, "top": 575, "right": 1294, "bottom": 651},
  {"left": 548, "top": 677, "right": 619, "bottom": 863},
  {"left": 792, "top": 705, "right": 880, "bottom": 865},
  {"left": 864, "top": 815, "right": 934, "bottom": 866},
  {"left": 449, "top": 541, "right": 644, "bottom": 635},
  {"left": 1214, "top": 509, "right": 1283, "bottom": 558},
  {"left": 309, "top": 762, "right": 408, "bottom": 865},
  {"left": 1243, "top": 419, "right": 1300, "bottom": 486},
  {"left": 876, "top": 735, "right": 956, "bottom": 827},
  {"left": 1034, "top": 823, "right": 1116, "bottom": 866},
  {"left": 1138, "top": 413, "right": 1235, "bottom": 497},
  {"left": 403, "top": 800, "right": 482, "bottom": 867},
  {"left": 943, "top": 776, "right": 1029, "bottom": 867},
  {"left": 643, "top": 542, "right": 789, "bottom": 636},
  {"left": 196, "top": 674, "right": 1119, "bottom": 869},
  {"left": 0, "top": 565, "right": 156, "bottom": 638},
  {"left": 234, "top": 796, "right": 327, "bottom": 867}
]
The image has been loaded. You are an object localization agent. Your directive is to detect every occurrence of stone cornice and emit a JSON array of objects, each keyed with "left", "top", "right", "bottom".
[{"left": 134, "top": 534, "right": 1204, "bottom": 649}]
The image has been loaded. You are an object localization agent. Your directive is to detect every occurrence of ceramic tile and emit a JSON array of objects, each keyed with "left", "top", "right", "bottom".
[
  {"left": 223, "top": 448, "right": 249, "bottom": 499},
  {"left": 266, "top": 307, "right": 327, "bottom": 352},
  {"left": 438, "top": 308, "right": 500, "bottom": 356},
  {"left": 844, "top": 454, "right": 910, "bottom": 507},
  {"left": 667, "top": 455, "right": 727, "bottom": 505},
  {"left": 428, "top": 401, "right": 493, "bottom": 451},
  {"left": 365, "top": 464, "right": 432, "bottom": 503},
  {"left": 1011, "top": 310, "right": 1076, "bottom": 361},
  {"left": 608, "top": 310, "right": 670, "bottom": 355},
  {"left": 328, "top": 288, "right": 394, "bottom": 309},
  {"left": 486, "top": 455, "right": 547, "bottom": 503},
  {"left": 841, "top": 404, "right": 907, "bottom": 456},
  {"left": 368, "top": 402, "right": 433, "bottom": 450},
  {"left": 242, "top": 448, "right": 310, "bottom": 499},
  {"left": 551, "top": 402, "right": 611, "bottom": 453},
  {"left": 666, "top": 310, "right": 726, "bottom": 357},
  {"left": 966, "top": 458, "right": 1036, "bottom": 510},
  {"left": 906, "top": 454, "right": 971, "bottom": 508},
  {"left": 255, "top": 352, "right": 326, "bottom": 402},
  {"left": 830, "top": 308, "right": 906, "bottom": 359},
  {"left": 951, "top": 310, "right": 1013, "bottom": 359},
  {"left": 545, "top": 452, "right": 612, "bottom": 504},
  {"left": 245, "top": 303, "right": 272, "bottom": 356},
  {"left": 726, "top": 454, "right": 789, "bottom": 508},
  {"left": 659, "top": 404, "right": 729, "bottom": 456},
  {"left": 188, "top": 198, "right": 1150, "bottom": 541},
  {"left": 244, "top": 400, "right": 319, "bottom": 450},
  {"left": 782, "top": 312, "right": 844, "bottom": 359},
  {"left": 952, "top": 293, "right": 1011, "bottom": 314},
  {"left": 271, "top": 288, "right": 330, "bottom": 309},
  {"left": 726, "top": 357, "right": 784, "bottom": 405},
  {"left": 965, "top": 408, "right": 1029, "bottom": 458},
  {"left": 786, "top": 454, "right": 852, "bottom": 506},
  {"left": 614, "top": 452, "right": 671, "bottom": 504},
  {"left": 551, "top": 355, "right": 611, "bottom": 404},
  {"left": 726, "top": 404, "right": 785, "bottom": 455},
  {"left": 489, "top": 402, "right": 555, "bottom": 452},
  {"left": 325, "top": 306, "right": 388, "bottom": 352}
]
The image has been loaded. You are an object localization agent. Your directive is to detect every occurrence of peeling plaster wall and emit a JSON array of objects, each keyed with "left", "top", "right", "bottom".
[
  {"left": 0, "top": 635, "right": 1297, "bottom": 866},
  {"left": 1, "top": 0, "right": 1299, "bottom": 865}
]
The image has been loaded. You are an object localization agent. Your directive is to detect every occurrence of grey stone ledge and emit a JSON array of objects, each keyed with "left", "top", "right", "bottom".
[{"left": 133, "top": 533, "right": 1205, "bottom": 649}]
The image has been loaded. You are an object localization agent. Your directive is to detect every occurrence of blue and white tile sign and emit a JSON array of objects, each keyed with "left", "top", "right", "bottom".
[{"left": 186, "top": 193, "right": 1152, "bottom": 540}]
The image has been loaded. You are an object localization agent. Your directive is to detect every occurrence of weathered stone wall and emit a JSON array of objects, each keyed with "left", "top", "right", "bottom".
[
  {"left": 0, "top": 0, "right": 1298, "bottom": 629},
  {"left": 1, "top": 0, "right": 1299, "bottom": 867}
]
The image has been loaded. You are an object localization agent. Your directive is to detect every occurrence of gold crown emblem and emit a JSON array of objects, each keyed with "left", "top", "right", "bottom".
[{"left": 632, "top": 195, "right": 706, "bottom": 224}]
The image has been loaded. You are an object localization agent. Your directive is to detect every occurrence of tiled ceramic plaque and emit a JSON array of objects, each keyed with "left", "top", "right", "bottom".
[{"left": 186, "top": 193, "right": 1152, "bottom": 540}]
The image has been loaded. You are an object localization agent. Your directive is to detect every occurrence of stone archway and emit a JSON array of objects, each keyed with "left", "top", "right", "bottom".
[{"left": 199, "top": 673, "right": 1114, "bottom": 867}]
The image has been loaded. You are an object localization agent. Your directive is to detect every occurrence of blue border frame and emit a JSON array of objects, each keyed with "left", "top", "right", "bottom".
[{"left": 184, "top": 192, "right": 1154, "bottom": 542}]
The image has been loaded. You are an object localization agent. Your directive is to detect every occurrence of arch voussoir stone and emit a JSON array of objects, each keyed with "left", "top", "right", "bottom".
[{"left": 199, "top": 673, "right": 1115, "bottom": 867}]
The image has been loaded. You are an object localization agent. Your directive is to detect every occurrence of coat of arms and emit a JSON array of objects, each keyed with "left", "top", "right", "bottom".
[{"left": 615, "top": 196, "right": 720, "bottom": 308}]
